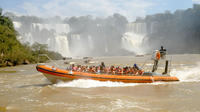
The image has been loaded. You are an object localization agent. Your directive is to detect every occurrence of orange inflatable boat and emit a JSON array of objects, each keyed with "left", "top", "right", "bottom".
[{"left": 36, "top": 65, "right": 179, "bottom": 83}]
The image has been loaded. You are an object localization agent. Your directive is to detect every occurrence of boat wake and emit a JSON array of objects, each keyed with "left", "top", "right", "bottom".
[
  {"left": 54, "top": 79, "right": 140, "bottom": 88},
  {"left": 171, "top": 62, "right": 200, "bottom": 82},
  {"left": 54, "top": 79, "right": 176, "bottom": 88},
  {"left": 53, "top": 63, "right": 200, "bottom": 88}
]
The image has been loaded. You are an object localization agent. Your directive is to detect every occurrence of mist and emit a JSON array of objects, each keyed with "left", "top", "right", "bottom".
[
  {"left": 4, "top": 4, "right": 200, "bottom": 57},
  {"left": 142, "top": 4, "right": 200, "bottom": 54},
  {"left": 7, "top": 12, "right": 136, "bottom": 57}
]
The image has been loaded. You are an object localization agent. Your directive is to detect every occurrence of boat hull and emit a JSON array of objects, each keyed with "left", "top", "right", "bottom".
[{"left": 36, "top": 65, "right": 179, "bottom": 84}]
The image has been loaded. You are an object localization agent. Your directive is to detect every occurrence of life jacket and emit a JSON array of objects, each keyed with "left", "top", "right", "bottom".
[
  {"left": 138, "top": 70, "right": 144, "bottom": 75},
  {"left": 129, "top": 68, "right": 134, "bottom": 74},
  {"left": 152, "top": 50, "right": 161, "bottom": 60},
  {"left": 118, "top": 68, "right": 123, "bottom": 74}
]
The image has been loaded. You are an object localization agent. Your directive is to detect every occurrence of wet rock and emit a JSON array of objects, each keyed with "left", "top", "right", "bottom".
[
  {"left": 23, "top": 59, "right": 30, "bottom": 65},
  {"left": 6, "top": 61, "right": 13, "bottom": 66}
]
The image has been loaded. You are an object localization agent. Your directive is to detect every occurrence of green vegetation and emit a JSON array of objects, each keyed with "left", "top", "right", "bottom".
[
  {"left": 0, "top": 8, "right": 62, "bottom": 67},
  {"left": 0, "top": 70, "right": 17, "bottom": 73}
]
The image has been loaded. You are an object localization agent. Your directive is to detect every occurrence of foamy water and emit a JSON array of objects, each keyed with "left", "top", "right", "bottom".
[
  {"left": 54, "top": 63, "right": 200, "bottom": 88},
  {"left": 1, "top": 55, "right": 200, "bottom": 112},
  {"left": 171, "top": 62, "right": 200, "bottom": 82},
  {"left": 54, "top": 79, "right": 139, "bottom": 88},
  {"left": 54, "top": 79, "right": 181, "bottom": 88}
]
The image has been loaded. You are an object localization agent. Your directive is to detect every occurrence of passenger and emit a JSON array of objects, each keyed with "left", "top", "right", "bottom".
[
  {"left": 84, "top": 66, "right": 86, "bottom": 71},
  {"left": 92, "top": 66, "right": 96, "bottom": 73},
  {"left": 115, "top": 67, "right": 118, "bottom": 74},
  {"left": 105, "top": 67, "right": 109, "bottom": 73},
  {"left": 115, "top": 66, "right": 120, "bottom": 75},
  {"left": 152, "top": 50, "right": 160, "bottom": 72},
  {"left": 85, "top": 66, "right": 89, "bottom": 72},
  {"left": 110, "top": 66, "right": 114, "bottom": 74},
  {"left": 118, "top": 67, "right": 123, "bottom": 75},
  {"left": 110, "top": 66, "right": 115, "bottom": 74},
  {"left": 122, "top": 66, "right": 125, "bottom": 74},
  {"left": 129, "top": 67, "right": 134, "bottom": 75},
  {"left": 124, "top": 66, "right": 129, "bottom": 74},
  {"left": 101, "top": 62, "right": 105, "bottom": 68},
  {"left": 70, "top": 64, "right": 75, "bottom": 70},
  {"left": 95, "top": 66, "right": 98, "bottom": 73},
  {"left": 159, "top": 46, "right": 166, "bottom": 59},
  {"left": 134, "top": 64, "right": 140, "bottom": 70},
  {"left": 89, "top": 66, "right": 93, "bottom": 72},
  {"left": 132, "top": 67, "right": 137, "bottom": 75},
  {"left": 128, "top": 66, "right": 132, "bottom": 74},
  {"left": 97, "top": 66, "right": 101, "bottom": 73},
  {"left": 98, "top": 63, "right": 104, "bottom": 73},
  {"left": 77, "top": 65, "right": 81, "bottom": 71},
  {"left": 133, "top": 64, "right": 143, "bottom": 75},
  {"left": 81, "top": 66, "right": 85, "bottom": 72},
  {"left": 72, "top": 65, "right": 77, "bottom": 71},
  {"left": 138, "top": 70, "right": 144, "bottom": 75}
]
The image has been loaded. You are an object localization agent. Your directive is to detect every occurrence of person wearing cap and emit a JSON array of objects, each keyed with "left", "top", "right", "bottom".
[{"left": 159, "top": 46, "right": 166, "bottom": 59}]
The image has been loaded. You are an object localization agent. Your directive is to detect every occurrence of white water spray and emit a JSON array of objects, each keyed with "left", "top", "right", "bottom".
[
  {"left": 171, "top": 63, "right": 200, "bottom": 82},
  {"left": 54, "top": 79, "right": 139, "bottom": 88}
]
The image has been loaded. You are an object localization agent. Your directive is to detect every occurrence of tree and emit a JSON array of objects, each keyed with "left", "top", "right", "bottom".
[{"left": 0, "top": 8, "right": 2, "bottom": 16}]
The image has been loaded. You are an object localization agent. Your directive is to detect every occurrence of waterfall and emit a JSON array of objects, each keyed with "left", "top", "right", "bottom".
[
  {"left": 88, "top": 35, "right": 94, "bottom": 50},
  {"left": 121, "top": 22, "right": 147, "bottom": 55},
  {"left": 13, "top": 20, "right": 149, "bottom": 56},
  {"left": 70, "top": 34, "right": 94, "bottom": 56},
  {"left": 55, "top": 35, "right": 70, "bottom": 56},
  {"left": 13, "top": 22, "right": 71, "bottom": 57},
  {"left": 13, "top": 22, "right": 22, "bottom": 29}
]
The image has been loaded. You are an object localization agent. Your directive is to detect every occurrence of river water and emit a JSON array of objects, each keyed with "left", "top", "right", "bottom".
[{"left": 0, "top": 54, "right": 200, "bottom": 112}]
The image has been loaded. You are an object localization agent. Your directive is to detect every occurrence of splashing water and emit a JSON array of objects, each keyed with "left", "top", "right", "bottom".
[
  {"left": 54, "top": 79, "right": 139, "bottom": 88},
  {"left": 53, "top": 63, "right": 200, "bottom": 88},
  {"left": 54, "top": 79, "right": 174, "bottom": 88},
  {"left": 171, "top": 63, "right": 200, "bottom": 82}
]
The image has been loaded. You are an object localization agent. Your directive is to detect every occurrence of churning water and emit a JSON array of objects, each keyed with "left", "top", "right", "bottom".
[{"left": 0, "top": 54, "right": 200, "bottom": 112}]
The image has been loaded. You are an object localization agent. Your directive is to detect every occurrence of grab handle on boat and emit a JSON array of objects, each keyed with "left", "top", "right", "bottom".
[{"left": 162, "top": 60, "right": 168, "bottom": 74}]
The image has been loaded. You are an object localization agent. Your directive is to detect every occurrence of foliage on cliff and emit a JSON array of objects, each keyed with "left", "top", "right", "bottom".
[
  {"left": 0, "top": 8, "right": 62, "bottom": 67},
  {"left": 139, "top": 4, "right": 200, "bottom": 53}
]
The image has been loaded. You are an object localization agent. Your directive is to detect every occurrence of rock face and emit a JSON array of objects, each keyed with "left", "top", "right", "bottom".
[
  {"left": 6, "top": 61, "right": 13, "bottom": 66},
  {"left": 23, "top": 59, "right": 30, "bottom": 65}
]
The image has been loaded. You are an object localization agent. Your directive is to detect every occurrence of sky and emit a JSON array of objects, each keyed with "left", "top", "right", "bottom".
[{"left": 1, "top": 0, "right": 200, "bottom": 21}]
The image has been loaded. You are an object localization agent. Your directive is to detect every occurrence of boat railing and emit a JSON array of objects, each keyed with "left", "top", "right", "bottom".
[
  {"left": 140, "top": 55, "right": 173, "bottom": 76},
  {"left": 37, "top": 54, "right": 59, "bottom": 67},
  {"left": 168, "top": 56, "right": 172, "bottom": 75}
]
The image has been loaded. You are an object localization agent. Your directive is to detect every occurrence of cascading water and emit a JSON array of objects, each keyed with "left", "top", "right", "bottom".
[
  {"left": 121, "top": 23, "right": 147, "bottom": 55},
  {"left": 88, "top": 35, "right": 94, "bottom": 50},
  {"left": 13, "top": 22, "right": 71, "bottom": 57},
  {"left": 69, "top": 34, "right": 95, "bottom": 56},
  {"left": 55, "top": 35, "right": 71, "bottom": 56},
  {"left": 70, "top": 34, "right": 82, "bottom": 56}
]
